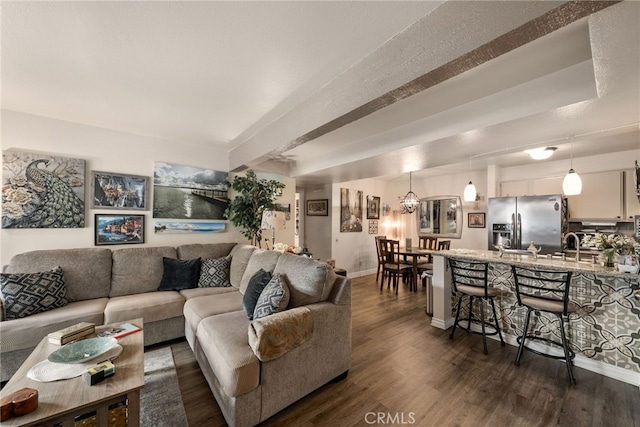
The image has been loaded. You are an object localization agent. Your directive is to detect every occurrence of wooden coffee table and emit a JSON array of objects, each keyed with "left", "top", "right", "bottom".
[{"left": 0, "top": 318, "right": 144, "bottom": 427}]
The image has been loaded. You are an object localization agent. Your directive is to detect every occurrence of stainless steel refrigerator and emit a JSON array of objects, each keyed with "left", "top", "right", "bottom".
[{"left": 487, "top": 194, "right": 565, "bottom": 255}]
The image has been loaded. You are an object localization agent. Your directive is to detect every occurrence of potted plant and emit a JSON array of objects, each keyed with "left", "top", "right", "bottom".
[
  {"left": 582, "top": 232, "right": 640, "bottom": 271},
  {"left": 224, "top": 170, "right": 285, "bottom": 247}
]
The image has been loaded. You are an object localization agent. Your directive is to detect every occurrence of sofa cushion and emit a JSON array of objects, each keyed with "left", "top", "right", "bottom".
[
  {"left": 4, "top": 248, "right": 112, "bottom": 302},
  {"left": 242, "top": 269, "right": 272, "bottom": 320},
  {"left": 179, "top": 286, "right": 238, "bottom": 299},
  {"left": 273, "top": 253, "right": 337, "bottom": 308},
  {"left": 158, "top": 257, "right": 201, "bottom": 291},
  {"left": 183, "top": 292, "right": 244, "bottom": 339},
  {"left": 110, "top": 247, "right": 177, "bottom": 297},
  {"left": 104, "top": 291, "right": 185, "bottom": 324},
  {"left": 198, "top": 256, "right": 231, "bottom": 288},
  {"left": 177, "top": 243, "right": 237, "bottom": 261},
  {"left": 248, "top": 306, "right": 314, "bottom": 362},
  {"left": 0, "top": 298, "right": 107, "bottom": 352},
  {"left": 229, "top": 245, "right": 257, "bottom": 288},
  {"left": 253, "top": 273, "right": 290, "bottom": 320},
  {"left": 239, "top": 250, "right": 281, "bottom": 294},
  {"left": 197, "top": 311, "right": 260, "bottom": 397},
  {"left": 1, "top": 267, "right": 68, "bottom": 320}
]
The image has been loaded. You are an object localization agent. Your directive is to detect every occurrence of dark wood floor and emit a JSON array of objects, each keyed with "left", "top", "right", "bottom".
[{"left": 165, "top": 274, "right": 640, "bottom": 427}]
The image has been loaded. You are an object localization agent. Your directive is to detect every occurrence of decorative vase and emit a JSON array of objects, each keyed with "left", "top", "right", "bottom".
[{"left": 603, "top": 249, "right": 616, "bottom": 268}]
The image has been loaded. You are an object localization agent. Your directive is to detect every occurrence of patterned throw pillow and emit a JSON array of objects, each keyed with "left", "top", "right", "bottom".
[
  {"left": 198, "top": 256, "right": 231, "bottom": 288},
  {"left": 158, "top": 257, "right": 201, "bottom": 291},
  {"left": 253, "top": 274, "right": 290, "bottom": 320},
  {"left": 242, "top": 269, "right": 272, "bottom": 320},
  {"left": 0, "top": 266, "right": 68, "bottom": 320}
]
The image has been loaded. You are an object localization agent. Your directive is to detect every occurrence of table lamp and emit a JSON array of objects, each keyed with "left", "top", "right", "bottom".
[{"left": 261, "top": 210, "right": 286, "bottom": 249}]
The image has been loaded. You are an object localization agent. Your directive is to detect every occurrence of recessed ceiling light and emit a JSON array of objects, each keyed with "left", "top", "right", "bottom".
[{"left": 524, "top": 147, "right": 557, "bottom": 160}]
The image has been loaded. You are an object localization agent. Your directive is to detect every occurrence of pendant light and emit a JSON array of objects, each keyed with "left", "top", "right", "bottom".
[
  {"left": 562, "top": 138, "right": 582, "bottom": 196},
  {"left": 463, "top": 156, "right": 477, "bottom": 202},
  {"left": 400, "top": 171, "right": 419, "bottom": 214}
]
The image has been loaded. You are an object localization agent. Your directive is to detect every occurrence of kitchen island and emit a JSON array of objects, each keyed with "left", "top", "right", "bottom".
[{"left": 428, "top": 249, "right": 640, "bottom": 385}]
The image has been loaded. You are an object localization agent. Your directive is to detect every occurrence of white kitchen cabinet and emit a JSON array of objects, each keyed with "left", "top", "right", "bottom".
[
  {"left": 500, "top": 180, "right": 528, "bottom": 196},
  {"left": 530, "top": 176, "right": 563, "bottom": 196},
  {"left": 624, "top": 169, "right": 640, "bottom": 219},
  {"left": 566, "top": 170, "right": 624, "bottom": 219}
]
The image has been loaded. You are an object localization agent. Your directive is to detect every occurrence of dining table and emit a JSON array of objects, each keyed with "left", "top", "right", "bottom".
[{"left": 398, "top": 247, "right": 432, "bottom": 292}]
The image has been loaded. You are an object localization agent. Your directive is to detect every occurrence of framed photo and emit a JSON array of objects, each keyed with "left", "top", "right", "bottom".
[
  {"left": 95, "top": 214, "right": 145, "bottom": 245},
  {"left": 307, "top": 199, "right": 328, "bottom": 216},
  {"left": 91, "top": 171, "right": 149, "bottom": 210},
  {"left": 366, "top": 196, "right": 380, "bottom": 219},
  {"left": 275, "top": 203, "right": 291, "bottom": 220},
  {"left": 468, "top": 212, "right": 485, "bottom": 228},
  {"left": 340, "top": 188, "right": 363, "bottom": 232}
]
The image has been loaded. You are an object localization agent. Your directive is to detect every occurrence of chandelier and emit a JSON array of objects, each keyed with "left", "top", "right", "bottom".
[{"left": 400, "top": 171, "right": 420, "bottom": 214}]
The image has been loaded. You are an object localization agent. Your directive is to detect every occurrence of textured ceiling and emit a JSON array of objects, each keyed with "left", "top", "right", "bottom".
[{"left": 2, "top": 1, "right": 639, "bottom": 185}]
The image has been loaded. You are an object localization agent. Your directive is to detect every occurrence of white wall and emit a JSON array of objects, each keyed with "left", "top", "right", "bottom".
[
  {"left": 302, "top": 184, "right": 332, "bottom": 261},
  {"left": 1, "top": 110, "right": 294, "bottom": 266}
]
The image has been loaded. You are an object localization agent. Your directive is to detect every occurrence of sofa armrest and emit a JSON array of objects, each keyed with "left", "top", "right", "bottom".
[{"left": 248, "top": 307, "right": 314, "bottom": 362}]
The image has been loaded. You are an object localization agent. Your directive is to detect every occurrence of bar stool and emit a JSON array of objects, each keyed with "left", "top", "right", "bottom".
[
  {"left": 449, "top": 258, "right": 505, "bottom": 354},
  {"left": 511, "top": 265, "right": 576, "bottom": 384}
]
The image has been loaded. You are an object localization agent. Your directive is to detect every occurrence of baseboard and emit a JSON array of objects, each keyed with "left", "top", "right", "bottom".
[
  {"left": 346, "top": 268, "right": 377, "bottom": 278},
  {"left": 497, "top": 333, "right": 640, "bottom": 387}
]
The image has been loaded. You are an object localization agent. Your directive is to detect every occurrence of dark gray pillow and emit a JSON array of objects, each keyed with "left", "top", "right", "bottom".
[
  {"left": 253, "top": 273, "right": 290, "bottom": 320},
  {"left": 198, "top": 256, "right": 231, "bottom": 288},
  {"left": 243, "top": 269, "right": 272, "bottom": 320},
  {"left": 0, "top": 266, "right": 68, "bottom": 320},
  {"left": 158, "top": 257, "right": 201, "bottom": 291}
]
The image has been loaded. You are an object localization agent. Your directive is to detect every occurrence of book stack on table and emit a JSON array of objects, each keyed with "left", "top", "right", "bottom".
[{"left": 47, "top": 322, "right": 95, "bottom": 345}]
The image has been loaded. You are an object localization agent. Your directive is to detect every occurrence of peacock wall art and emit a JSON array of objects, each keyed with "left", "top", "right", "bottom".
[{"left": 2, "top": 150, "right": 85, "bottom": 228}]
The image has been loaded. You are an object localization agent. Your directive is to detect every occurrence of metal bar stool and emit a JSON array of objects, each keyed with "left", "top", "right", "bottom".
[
  {"left": 511, "top": 265, "right": 576, "bottom": 384},
  {"left": 449, "top": 258, "right": 505, "bottom": 354}
]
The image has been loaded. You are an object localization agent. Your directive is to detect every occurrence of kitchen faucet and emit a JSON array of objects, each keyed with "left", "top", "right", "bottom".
[{"left": 563, "top": 232, "right": 581, "bottom": 262}]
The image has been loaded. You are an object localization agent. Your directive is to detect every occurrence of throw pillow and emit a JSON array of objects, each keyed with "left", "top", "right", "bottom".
[
  {"left": 198, "top": 256, "right": 232, "bottom": 288},
  {"left": 242, "top": 269, "right": 272, "bottom": 320},
  {"left": 253, "top": 273, "right": 290, "bottom": 320},
  {"left": 158, "top": 257, "right": 201, "bottom": 291},
  {"left": 0, "top": 266, "right": 68, "bottom": 320}
]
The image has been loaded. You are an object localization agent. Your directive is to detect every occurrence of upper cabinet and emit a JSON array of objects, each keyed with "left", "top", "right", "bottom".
[
  {"left": 624, "top": 169, "right": 640, "bottom": 220},
  {"left": 500, "top": 170, "right": 633, "bottom": 221},
  {"left": 566, "top": 171, "right": 624, "bottom": 220}
]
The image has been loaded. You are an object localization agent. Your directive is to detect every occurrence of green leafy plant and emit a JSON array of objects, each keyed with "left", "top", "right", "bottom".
[{"left": 224, "top": 170, "right": 285, "bottom": 246}]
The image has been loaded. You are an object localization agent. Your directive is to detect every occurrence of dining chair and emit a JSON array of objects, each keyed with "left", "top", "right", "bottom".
[
  {"left": 437, "top": 240, "right": 451, "bottom": 250},
  {"left": 419, "top": 236, "right": 438, "bottom": 250},
  {"left": 380, "top": 239, "right": 412, "bottom": 294},
  {"left": 374, "top": 235, "right": 387, "bottom": 284}
]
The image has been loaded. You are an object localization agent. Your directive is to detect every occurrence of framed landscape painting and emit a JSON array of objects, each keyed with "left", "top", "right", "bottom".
[
  {"left": 306, "top": 199, "right": 328, "bottom": 216},
  {"left": 153, "top": 162, "right": 229, "bottom": 220},
  {"left": 340, "top": 188, "right": 363, "bottom": 232},
  {"left": 91, "top": 171, "right": 149, "bottom": 210},
  {"left": 95, "top": 214, "right": 145, "bottom": 245}
]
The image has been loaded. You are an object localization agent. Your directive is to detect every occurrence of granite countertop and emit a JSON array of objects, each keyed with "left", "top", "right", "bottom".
[{"left": 433, "top": 249, "right": 640, "bottom": 280}]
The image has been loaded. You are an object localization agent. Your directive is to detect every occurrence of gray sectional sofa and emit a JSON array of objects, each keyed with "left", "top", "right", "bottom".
[{"left": 0, "top": 243, "right": 352, "bottom": 427}]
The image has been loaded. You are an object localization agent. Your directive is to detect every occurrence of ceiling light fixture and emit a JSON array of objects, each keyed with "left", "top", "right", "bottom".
[
  {"left": 525, "top": 146, "right": 557, "bottom": 160},
  {"left": 463, "top": 157, "right": 477, "bottom": 203},
  {"left": 562, "top": 138, "right": 582, "bottom": 196},
  {"left": 400, "top": 171, "right": 420, "bottom": 214}
]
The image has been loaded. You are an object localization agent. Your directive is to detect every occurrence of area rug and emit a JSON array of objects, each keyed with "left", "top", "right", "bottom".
[{"left": 141, "top": 347, "right": 188, "bottom": 427}]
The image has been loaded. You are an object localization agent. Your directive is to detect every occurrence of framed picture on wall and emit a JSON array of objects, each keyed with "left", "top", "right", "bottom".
[
  {"left": 340, "top": 188, "right": 363, "bottom": 232},
  {"left": 95, "top": 214, "right": 145, "bottom": 245},
  {"left": 366, "top": 196, "right": 380, "bottom": 219},
  {"left": 468, "top": 212, "right": 485, "bottom": 228},
  {"left": 306, "top": 199, "right": 328, "bottom": 216},
  {"left": 91, "top": 171, "right": 149, "bottom": 210}
]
